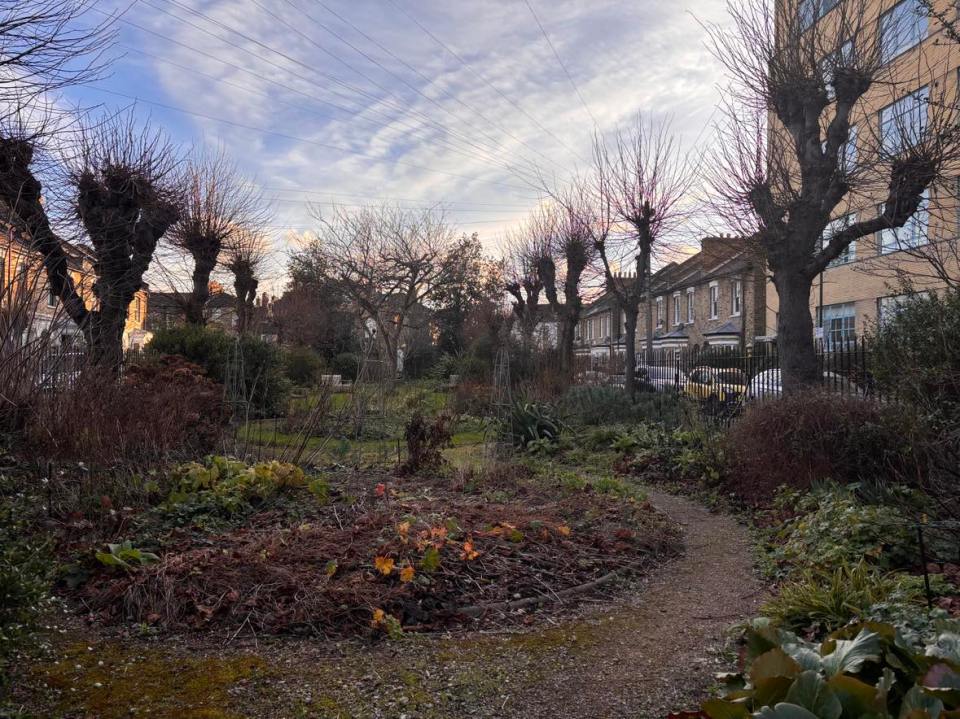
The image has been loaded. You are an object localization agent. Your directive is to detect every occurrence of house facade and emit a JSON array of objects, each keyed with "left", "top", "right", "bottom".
[
  {"left": 145, "top": 289, "right": 239, "bottom": 336},
  {"left": 1, "top": 225, "right": 150, "bottom": 350},
  {"left": 574, "top": 236, "right": 767, "bottom": 365}
]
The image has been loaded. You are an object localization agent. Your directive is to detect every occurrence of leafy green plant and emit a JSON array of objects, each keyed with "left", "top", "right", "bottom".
[
  {"left": 95, "top": 541, "right": 160, "bottom": 571},
  {"left": 769, "top": 485, "right": 916, "bottom": 577},
  {"left": 165, "top": 456, "right": 308, "bottom": 518},
  {"left": 674, "top": 620, "right": 960, "bottom": 719},
  {"left": 557, "top": 385, "right": 682, "bottom": 427},
  {"left": 503, "top": 399, "right": 565, "bottom": 450},
  {"left": 762, "top": 561, "right": 926, "bottom": 634}
]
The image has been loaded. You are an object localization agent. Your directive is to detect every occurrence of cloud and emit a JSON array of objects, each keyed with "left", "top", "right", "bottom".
[{"left": 82, "top": 0, "right": 729, "bottom": 285}]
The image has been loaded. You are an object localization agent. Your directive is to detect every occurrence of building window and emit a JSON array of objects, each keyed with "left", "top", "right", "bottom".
[
  {"left": 47, "top": 286, "right": 57, "bottom": 308},
  {"left": 686, "top": 288, "right": 695, "bottom": 324},
  {"left": 656, "top": 297, "right": 664, "bottom": 327},
  {"left": 880, "top": 85, "right": 928, "bottom": 154},
  {"left": 841, "top": 125, "right": 857, "bottom": 172},
  {"left": 822, "top": 302, "right": 856, "bottom": 348},
  {"left": 673, "top": 293, "right": 681, "bottom": 326},
  {"left": 822, "top": 40, "right": 853, "bottom": 102},
  {"left": 822, "top": 213, "right": 857, "bottom": 267},
  {"left": 880, "top": 0, "right": 927, "bottom": 63},
  {"left": 731, "top": 280, "right": 742, "bottom": 316},
  {"left": 800, "top": 0, "right": 838, "bottom": 29},
  {"left": 709, "top": 283, "right": 719, "bottom": 319},
  {"left": 878, "top": 189, "right": 929, "bottom": 254}
]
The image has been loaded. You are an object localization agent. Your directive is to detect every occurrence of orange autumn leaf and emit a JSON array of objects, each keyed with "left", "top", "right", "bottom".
[
  {"left": 399, "top": 565, "right": 415, "bottom": 583},
  {"left": 460, "top": 538, "right": 480, "bottom": 561},
  {"left": 374, "top": 556, "right": 395, "bottom": 576},
  {"left": 397, "top": 521, "right": 411, "bottom": 537},
  {"left": 371, "top": 608, "right": 385, "bottom": 626},
  {"left": 375, "top": 483, "right": 386, "bottom": 497},
  {"left": 556, "top": 525, "right": 571, "bottom": 537}
]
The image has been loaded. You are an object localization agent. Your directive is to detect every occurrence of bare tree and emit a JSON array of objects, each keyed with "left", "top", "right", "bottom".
[
  {"left": 223, "top": 227, "right": 268, "bottom": 335},
  {"left": 302, "top": 205, "right": 458, "bottom": 374},
  {"left": 527, "top": 196, "right": 597, "bottom": 376},
  {"left": 503, "top": 224, "right": 545, "bottom": 350},
  {"left": 168, "top": 151, "right": 266, "bottom": 325},
  {"left": 704, "top": 0, "right": 960, "bottom": 392},
  {"left": 591, "top": 116, "right": 691, "bottom": 397},
  {"left": 0, "top": 113, "right": 181, "bottom": 369}
]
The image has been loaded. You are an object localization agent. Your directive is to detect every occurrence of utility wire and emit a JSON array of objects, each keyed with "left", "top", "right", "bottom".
[{"left": 522, "top": 0, "right": 599, "bottom": 129}]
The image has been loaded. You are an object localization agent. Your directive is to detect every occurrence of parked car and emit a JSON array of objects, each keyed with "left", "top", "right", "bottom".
[
  {"left": 745, "top": 369, "right": 861, "bottom": 401},
  {"left": 637, "top": 364, "right": 688, "bottom": 393},
  {"left": 684, "top": 366, "right": 748, "bottom": 410}
]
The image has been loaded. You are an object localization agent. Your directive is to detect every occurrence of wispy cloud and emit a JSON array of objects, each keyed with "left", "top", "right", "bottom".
[{"left": 77, "top": 0, "right": 729, "bottom": 286}]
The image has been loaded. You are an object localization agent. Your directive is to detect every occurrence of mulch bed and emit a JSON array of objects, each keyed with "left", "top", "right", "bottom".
[{"left": 75, "top": 471, "right": 681, "bottom": 638}]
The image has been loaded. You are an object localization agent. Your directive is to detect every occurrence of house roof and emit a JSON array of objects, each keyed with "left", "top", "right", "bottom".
[{"left": 703, "top": 320, "right": 742, "bottom": 337}]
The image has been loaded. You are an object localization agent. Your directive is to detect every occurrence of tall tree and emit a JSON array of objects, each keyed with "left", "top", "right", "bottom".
[
  {"left": 223, "top": 228, "right": 268, "bottom": 335},
  {"left": 304, "top": 205, "right": 458, "bottom": 373},
  {"left": 504, "top": 226, "right": 545, "bottom": 351},
  {"left": 168, "top": 151, "right": 265, "bottom": 325},
  {"left": 591, "top": 117, "right": 691, "bottom": 397},
  {"left": 704, "top": 0, "right": 960, "bottom": 392}
]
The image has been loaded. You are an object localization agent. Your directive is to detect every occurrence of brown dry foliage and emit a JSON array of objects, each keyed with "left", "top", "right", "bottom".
[
  {"left": 723, "top": 392, "right": 915, "bottom": 504},
  {"left": 23, "top": 355, "right": 230, "bottom": 465}
]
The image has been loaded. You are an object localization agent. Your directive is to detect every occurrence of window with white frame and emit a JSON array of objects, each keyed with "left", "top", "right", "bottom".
[
  {"left": 47, "top": 285, "right": 57, "bottom": 308},
  {"left": 686, "top": 288, "right": 695, "bottom": 324},
  {"left": 880, "top": 85, "right": 928, "bottom": 154},
  {"left": 673, "top": 292, "right": 681, "bottom": 325},
  {"left": 880, "top": 0, "right": 927, "bottom": 63},
  {"left": 656, "top": 297, "right": 664, "bottom": 327},
  {"left": 841, "top": 125, "right": 858, "bottom": 172},
  {"left": 822, "top": 302, "right": 856, "bottom": 348},
  {"left": 877, "top": 189, "right": 929, "bottom": 254},
  {"left": 822, "top": 213, "right": 857, "bottom": 267},
  {"left": 709, "top": 283, "right": 719, "bottom": 319},
  {"left": 731, "top": 280, "right": 742, "bottom": 316}
]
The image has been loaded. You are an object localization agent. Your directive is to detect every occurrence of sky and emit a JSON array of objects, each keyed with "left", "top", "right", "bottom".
[{"left": 64, "top": 0, "right": 731, "bottom": 291}]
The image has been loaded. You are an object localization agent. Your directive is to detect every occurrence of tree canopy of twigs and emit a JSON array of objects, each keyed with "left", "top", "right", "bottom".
[
  {"left": 0, "top": 1, "right": 115, "bottom": 121},
  {"left": 299, "top": 205, "right": 459, "bottom": 374},
  {"left": 168, "top": 151, "right": 267, "bottom": 325},
  {"left": 591, "top": 115, "right": 692, "bottom": 396},
  {"left": 703, "top": 0, "right": 960, "bottom": 392}
]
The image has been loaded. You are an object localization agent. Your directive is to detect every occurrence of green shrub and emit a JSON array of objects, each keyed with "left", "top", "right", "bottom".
[
  {"left": 557, "top": 386, "right": 682, "bottom": 427},
  {"left": 503, "top": 400, "right": 565, "bottom": 449},
  {"left": 330, "top": 352, "right": 360, "bottom": 383},
  {"left": 148, "top": 325, "right": 289, "bottom": 417},
  {"left": 283, "top": 345, "right": 323, "bottom": 387},
  {"left": 679, "top": 619, "right": 960, "bottom": 719},
  {"left": 0, "top": 492, "right": 51, "bottom": 685},
  {"left": 769, "top": 485, "right": 916, "bottom": 575},
  {"left": 762, "top": 560, "right": 926, "bottom": 634}
]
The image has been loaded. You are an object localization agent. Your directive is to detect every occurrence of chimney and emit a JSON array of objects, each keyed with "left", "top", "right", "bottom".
[{"left": 700, "top": 234, "right": 740, "bottom": 269}]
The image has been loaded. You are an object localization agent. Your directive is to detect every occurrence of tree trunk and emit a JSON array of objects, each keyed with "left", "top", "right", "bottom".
[
  {"left": 86, "top": 304, "right": 127, "bottom": 373},
  {"left": 623, "top": 306, "right": 639, "bottom": 399},
  {"left": 185, "top": 258, "right": 216, "bottom": 325},
  {"left": 775, "top": 269, "right": 819, "bottom": 393},
  {"left": 557, "top": 312, "right": 576, "bottom": 374}
]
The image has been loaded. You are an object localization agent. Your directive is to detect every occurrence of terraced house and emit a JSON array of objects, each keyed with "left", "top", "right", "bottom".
[
  {"left": 765, "top": 0, "right": 959, "bottom": 346},
  {"left": 575, "top": 236, "right": 767, "bottom": 365}
]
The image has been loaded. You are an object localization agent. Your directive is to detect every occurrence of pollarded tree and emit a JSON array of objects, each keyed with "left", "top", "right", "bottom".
[
  {"left": 504, "top": 225, "right": 546, "bottom": 351},
  {"left": 591, "top": 116, "right": 691, "bottom": 397},
  {"left": 168, "top": 151, "right": 266, "bottom": 326},
  {"left": 704, "top": 0, "right": 960, "bottom": 392},
  {"left": 0, "top": 113, "right": 181, "bottom": 369},
  {"left": 223, "top": 227, "right": 268, "bottom": 335}
]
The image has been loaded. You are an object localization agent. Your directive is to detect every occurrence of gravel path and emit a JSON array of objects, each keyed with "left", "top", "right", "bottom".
[{"left": 502, "top": 488, "right": 765, "bottom": 718}]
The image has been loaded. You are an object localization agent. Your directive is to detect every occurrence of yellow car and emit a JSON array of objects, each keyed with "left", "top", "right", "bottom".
[{"left": 684, "top": 366, "right": 749, "bottom": 411}]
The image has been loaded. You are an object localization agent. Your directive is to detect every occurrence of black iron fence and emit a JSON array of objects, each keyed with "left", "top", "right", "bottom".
[{"left": 575, "top": 338, "right": 879, "bottom": 420}]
